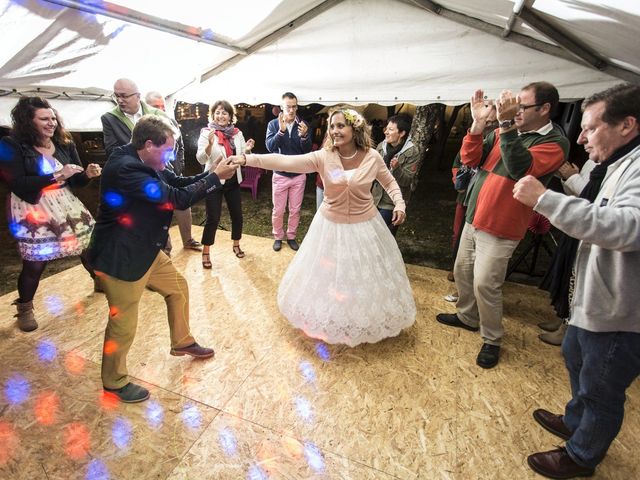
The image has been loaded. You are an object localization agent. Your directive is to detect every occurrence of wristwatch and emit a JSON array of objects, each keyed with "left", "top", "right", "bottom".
[{"left": 499, "top": 119, "right": 515, "bottom": 129}]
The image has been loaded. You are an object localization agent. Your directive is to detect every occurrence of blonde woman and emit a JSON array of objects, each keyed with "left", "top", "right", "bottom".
[{"left": 231, "top": 108, "right": 416, "bottom": 346}]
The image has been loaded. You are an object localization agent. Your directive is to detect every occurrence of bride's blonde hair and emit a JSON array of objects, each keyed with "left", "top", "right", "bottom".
[{"left": 323, "top": 108, "right": 372, "bottom": 151}]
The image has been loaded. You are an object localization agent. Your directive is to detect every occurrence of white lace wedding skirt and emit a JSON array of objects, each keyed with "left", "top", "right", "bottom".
[{"left": 277, "top": 212, "right": 416, "bottom": 347}]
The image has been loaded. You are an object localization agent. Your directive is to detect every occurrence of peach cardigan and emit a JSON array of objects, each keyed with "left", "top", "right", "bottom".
[{"left": 246, "top": 148, "right": 405, "bottom": 224}]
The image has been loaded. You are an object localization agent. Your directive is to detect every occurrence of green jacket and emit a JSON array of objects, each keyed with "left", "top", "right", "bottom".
[{"left": 373, "top": 136, "right": 420, "bottom": 210}]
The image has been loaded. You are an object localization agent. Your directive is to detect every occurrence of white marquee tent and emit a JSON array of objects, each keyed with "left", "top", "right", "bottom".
[{"left": 1, "top": 0, "right": 639, "bottom": 130}]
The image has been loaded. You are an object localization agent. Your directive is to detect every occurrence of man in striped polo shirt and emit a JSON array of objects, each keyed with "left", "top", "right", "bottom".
[{"left": 437, "top": 82, "right": 569, "bottom": 368}]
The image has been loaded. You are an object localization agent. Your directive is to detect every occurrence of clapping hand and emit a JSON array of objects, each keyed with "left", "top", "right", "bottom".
[
  {"left": 390, "top": 157, "right": 399, "bottom": 169},
  {"left": 469, "top": 89, "right": 496, "bottom": 134},
  {"left": 558, "top": 161, "right": 579, "bottom": 180},
  {"left": 86, "top": 163, "right": 102, "bottom": 178},
  {"left": 496, "top": 89, "right": 519, "bottom": 124},
  {"left": 298, "top": 121, "right": 308, "bottom": 137},
  {"left": 245, "top": 138, "right": 255, "bottom": 152},
  {"left": 278, "top": 113, "right": 287, "bottom": 132},
  {"left": 56, "top": 163, "right": 84, "bottom": 181}
]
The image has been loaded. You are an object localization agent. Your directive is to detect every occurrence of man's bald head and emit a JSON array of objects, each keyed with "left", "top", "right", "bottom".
[{"left": 112, "top": 78, "right": 141, "bottom": 115}]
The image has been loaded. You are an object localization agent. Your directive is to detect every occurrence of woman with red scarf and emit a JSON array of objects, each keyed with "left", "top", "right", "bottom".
[{"left": 196, "top": 100, "right": 254, "bottom": 268}]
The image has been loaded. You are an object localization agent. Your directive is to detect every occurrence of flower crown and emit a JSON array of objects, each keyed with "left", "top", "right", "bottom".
[{"left": 342, "top": 108, "right": 363, "bottom": 127}]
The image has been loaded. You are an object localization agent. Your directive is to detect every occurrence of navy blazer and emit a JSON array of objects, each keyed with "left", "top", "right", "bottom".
[
  {"left": 88, "top": 144, "right": 221, "bottom": 281},
  {"left": 0, "top": 136, "right": 90, "bottom": 204}
]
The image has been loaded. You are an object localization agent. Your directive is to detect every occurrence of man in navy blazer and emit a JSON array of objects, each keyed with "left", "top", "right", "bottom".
[{"left": 89, "top": 115, "right": 237, "bottom": 403}]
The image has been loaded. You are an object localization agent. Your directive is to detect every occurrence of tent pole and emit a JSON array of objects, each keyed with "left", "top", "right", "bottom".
[
  {"left": 43, "top": 0, "right": 246, "bottom": 54},
  {"left": 405, "top": 0, "right": 640, "bottom": 85}
]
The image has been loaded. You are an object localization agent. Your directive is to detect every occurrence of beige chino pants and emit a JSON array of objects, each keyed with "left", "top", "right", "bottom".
[
  {"left": 99, "top": 251, "right": 195, "bottom": 389},
  {"left": 453, "top": 223, "right": 519, "bottom": 346}
]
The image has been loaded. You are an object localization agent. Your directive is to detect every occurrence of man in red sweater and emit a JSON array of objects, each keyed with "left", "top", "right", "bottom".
[{"left": 437, "top": 82, "right": 569, "bottom": 368}]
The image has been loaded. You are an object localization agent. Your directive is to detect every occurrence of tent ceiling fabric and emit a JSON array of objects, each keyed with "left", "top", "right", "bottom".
[{"left": 0, "top": 0, "right": 638, "bottom": 129}]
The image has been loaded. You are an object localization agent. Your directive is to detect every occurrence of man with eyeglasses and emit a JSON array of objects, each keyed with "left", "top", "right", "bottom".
[
  {"left": 101, "top": 78, "right": 165, "bottom": 160},
  {"left": 265, "top": 92, "right": 312, "bottom": 251},
  {"left": 436, "top": 82, "right": 569, "bottom": 369}
]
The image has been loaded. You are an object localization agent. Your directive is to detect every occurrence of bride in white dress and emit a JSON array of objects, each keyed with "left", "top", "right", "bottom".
[{"left": 233, "top": 108, "right": 416, "bottom": 346}]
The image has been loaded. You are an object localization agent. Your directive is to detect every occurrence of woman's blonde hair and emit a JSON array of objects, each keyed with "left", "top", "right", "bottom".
[{"left": 323, "top": 108, "right": 372, "bottom": 151}]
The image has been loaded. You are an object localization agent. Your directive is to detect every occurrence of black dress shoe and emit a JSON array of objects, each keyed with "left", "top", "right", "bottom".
[
  {"left": 527, "top": 447, "right": 595, "bottom": 479},
  {"left": 476, "top": 343, "right": 500, "bottom": 369},
  {"left": 170, "top": 342, "right": 215, "bottom": 359},
  {"left": 104, "top": 382, "right": 150, "bottom": 403},
  {"left": 533, "top": 409, "right": 572, "bottom": 441},
  {"left": 287, "top": 239, "right": 299, "bottom": 251},
  {"left": 436, "top": 313, "right": 479, "bottom": 332},
  {"left": 273, "top": 240, "right": 282, "bottom": 252}
]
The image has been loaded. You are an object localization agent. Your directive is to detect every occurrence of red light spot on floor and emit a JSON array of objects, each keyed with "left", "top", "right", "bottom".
[
  {"left": 99, "top": 391, "right": 120, "bottom": 411},
  {"left": 0, "top": 421, "right": 19, "bottom": 466},
  {"left": 35, "top": 391, "right": 60, "bottom": 425},
  {"left": 64, "top": 350, "right": 86, "bottom": 375},
  {"left": 64, "top": 422, "right": 91, "bottom": 460}
]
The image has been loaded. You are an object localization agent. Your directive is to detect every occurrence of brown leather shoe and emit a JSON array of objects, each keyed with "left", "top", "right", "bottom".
[
  {"left": 533, "top": 409, "right": 572, "bottom": 441},
  {"left": 527, "top": 447, "right": 594, "bottom": 479},
  {"left": 170, "top": 342, "right": 215, "bottom": 359}
]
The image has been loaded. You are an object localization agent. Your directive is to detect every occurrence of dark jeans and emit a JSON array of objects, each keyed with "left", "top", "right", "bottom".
[
  {"left": 201, "top": 178, "right": 243, "bottom": 246},
  {"left": 562, "top": 325, "right": 640, "bottom": 468},
  {"left": 377, "top": 208, "right": 398, "bottom": 237}
]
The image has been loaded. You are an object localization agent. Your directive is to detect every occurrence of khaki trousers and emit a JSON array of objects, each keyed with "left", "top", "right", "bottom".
[
  {"left": 454, "top": 223, "right": 519, "bottom": 346},
  {"left": 99, "top": 251, "right": 195, "bottom": 389}
]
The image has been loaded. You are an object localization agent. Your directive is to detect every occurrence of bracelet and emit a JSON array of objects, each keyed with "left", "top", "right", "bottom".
[{"left": 241, "top": 153, "right": 247, "bottom": 165}]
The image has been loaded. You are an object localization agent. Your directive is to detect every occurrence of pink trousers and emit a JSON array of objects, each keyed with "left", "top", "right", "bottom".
[{"left": 272, "top": 173, "right": 307, "bottom": 240}]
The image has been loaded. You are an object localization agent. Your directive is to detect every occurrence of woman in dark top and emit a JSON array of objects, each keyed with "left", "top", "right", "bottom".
[{"left": 0, "top": 97, "right": 102, "bottom": 331}]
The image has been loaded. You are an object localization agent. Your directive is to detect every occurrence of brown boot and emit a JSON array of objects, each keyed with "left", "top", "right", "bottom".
[
  {"left": 539, "top": 323, "right": 567, "bottom": 346},
  {"left": 13, "top": 299, "right": 38, "bottom": 332}
]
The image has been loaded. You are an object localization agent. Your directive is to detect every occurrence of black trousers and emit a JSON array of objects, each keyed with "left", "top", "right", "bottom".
[{"left": 201, "top": 178, "right": 243, "bottom": 245}]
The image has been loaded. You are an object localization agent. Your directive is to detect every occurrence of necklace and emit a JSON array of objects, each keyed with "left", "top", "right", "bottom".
[{"left": 338, "top": 148, "right": 358, "bottom": 160}]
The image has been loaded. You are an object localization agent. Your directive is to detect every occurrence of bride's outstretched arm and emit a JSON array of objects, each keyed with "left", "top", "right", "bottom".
[{"left": 230, "top": 151, "right": 319, "bottom": 174}]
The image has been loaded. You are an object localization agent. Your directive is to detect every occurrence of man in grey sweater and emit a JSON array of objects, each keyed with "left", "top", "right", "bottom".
[{"left": 514, "top": 83, "right": 640, "bottom": 479}]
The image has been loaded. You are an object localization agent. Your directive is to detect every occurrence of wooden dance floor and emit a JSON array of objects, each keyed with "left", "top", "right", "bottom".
[{"left": 1, "top": 228, "right": 638, "bottom": 479}]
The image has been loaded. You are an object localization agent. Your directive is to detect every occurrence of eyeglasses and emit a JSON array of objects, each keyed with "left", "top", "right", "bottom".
[
  {"left": 517, "top": 103, "right": 544, "bottom": 112},
  {"left": 112, "top": 92, "right": 139, "bottom": 100},
  {"left": 282, "top": 105, "right": 298, "bottom": 111}
]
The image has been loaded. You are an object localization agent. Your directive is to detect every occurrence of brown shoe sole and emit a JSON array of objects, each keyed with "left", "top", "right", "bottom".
[{"left": 170, "top": 349, "right": 215, "bottom": 359}]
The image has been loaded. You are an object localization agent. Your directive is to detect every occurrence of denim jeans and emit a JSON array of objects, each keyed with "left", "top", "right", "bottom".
[
  {"left": 562, "top": 325, "right": 640, "bottom": 468},
  {"left": 377, "top": 208, "right": 398, "bottom": 236}
]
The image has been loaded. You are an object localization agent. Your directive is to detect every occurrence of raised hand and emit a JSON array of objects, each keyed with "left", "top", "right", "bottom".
[
  {"left": 245, "top": 138, "right": 255, "bottom": 152},
  {"left": 278, "top": 113, "right": 287, "bottom": 132},
  {"left": 298, "top": 121, "right": 308, "bottom": 137},
  {"left": 496, "top": 89, "right": 519, "bottom": 123},
  {"left": 469, "top": 89, "right": 495, "bottom": 134}
]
